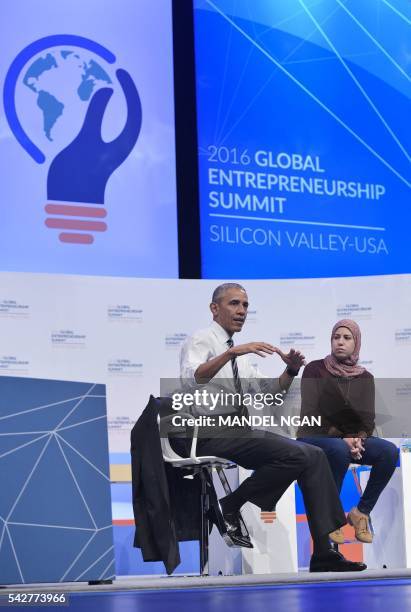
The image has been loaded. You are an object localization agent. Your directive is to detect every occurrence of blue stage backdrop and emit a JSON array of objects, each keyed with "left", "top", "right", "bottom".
[
  {"left": 0, "top": 377, "right": 114, "bottom": 584},
  {"left": 194, "top": 0, "right": 411, "bottom": 279}
]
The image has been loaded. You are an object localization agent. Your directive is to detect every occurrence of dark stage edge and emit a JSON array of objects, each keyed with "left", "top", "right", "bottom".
[{"left": 2, "top": 569, "right": 411, "bottom": 593}]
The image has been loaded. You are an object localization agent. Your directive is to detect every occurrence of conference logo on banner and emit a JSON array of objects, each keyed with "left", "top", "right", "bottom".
[
  {"left": 3, "top": 35, "right": 142, "bottom": 246},
  {"left": 395, "top": 382, "right": 411, "bottom": 399},
  {"left": 165, "top": 333, "right": 188, "bottom": 350},
  {"left": 279, "top": 331, "right": 316, "bottom": 349},
  {"left": 246, "top": 308, "right": 257, "bottom": 323},
  {"left": 359, "top": 359, "right": 373, "bottom": 368},
  {"left": 107, "top": 305, "right": 143, "bottom": 323},
  {"left": 50, "top": 329, "right": 87, "bottom": 348},
  {"left": 107, "top": 415, "right": 135, "bottom": 431},
  {"left": 0, "top": 355, "right": 30, "bottom": 373},
  {"left": 107, "top": 359, "right": 143, "bottom": 377},
  {"left": 0, "top": 299, "right": 30, "bottom": 318},
  {"left": 336, "top": 303, "right": 373, "bottom": 320},
  {"left": 395, "top": 328, "right": 411, "bottom": 345}
]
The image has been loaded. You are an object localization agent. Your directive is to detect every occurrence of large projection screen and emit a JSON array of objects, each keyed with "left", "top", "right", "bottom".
[{"left": 194, "top": 0, "right": 411, "bottom": 279}]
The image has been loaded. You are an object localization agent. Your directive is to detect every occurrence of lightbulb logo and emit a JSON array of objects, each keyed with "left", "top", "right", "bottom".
[{"left": 3, "top": 35, "right": 142, "bottom": 245}]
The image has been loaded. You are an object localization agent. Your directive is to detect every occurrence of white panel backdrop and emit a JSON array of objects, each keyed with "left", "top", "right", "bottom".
[{"left": 0, "top": 272, "right": 410, "bottom": 453}]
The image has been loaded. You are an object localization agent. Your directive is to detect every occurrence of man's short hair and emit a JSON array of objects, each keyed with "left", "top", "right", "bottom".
[{"left": 211, "top": 283, "right": 246, "bottom": 303}]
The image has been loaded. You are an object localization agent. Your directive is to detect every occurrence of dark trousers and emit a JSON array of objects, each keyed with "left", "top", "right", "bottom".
[
  {"left": 171, "top": 429, "right": 346, "bottom": 539},
  {"left": 297, "top": 436, "right": 399, "bottom": 515}
]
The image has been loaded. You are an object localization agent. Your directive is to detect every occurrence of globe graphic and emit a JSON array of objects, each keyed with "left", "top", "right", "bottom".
[{"left": 22, "top": 49, "right": 112, "bottom": 142}]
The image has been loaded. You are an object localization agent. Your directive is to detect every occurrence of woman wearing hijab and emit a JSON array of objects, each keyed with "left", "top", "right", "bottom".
[{"left": 297, "top": 319, "right": 398, "bottom": 545}]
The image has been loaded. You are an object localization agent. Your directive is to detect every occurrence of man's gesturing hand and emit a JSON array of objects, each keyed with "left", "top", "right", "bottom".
[
  {"left": 228, "top": 342, "right": 277, "bottom": 358},
  {"left": 274, "top": 347, "right": 306, "bottom": 370}
]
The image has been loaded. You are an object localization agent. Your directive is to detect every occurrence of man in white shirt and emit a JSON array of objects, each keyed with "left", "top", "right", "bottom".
[{"left": 174, "top": 283, "right": 366, "bottom": 572}]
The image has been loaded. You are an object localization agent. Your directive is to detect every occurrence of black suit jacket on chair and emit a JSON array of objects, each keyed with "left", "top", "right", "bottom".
[{"left": 130, "top": 395, "right": 201, "bottom": 575}]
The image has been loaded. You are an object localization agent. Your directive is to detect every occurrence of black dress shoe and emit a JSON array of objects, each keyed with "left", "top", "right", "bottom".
[
  {"left": 222, "top": 510, "right": 243, "bottom": 535},
  {"left": 223, "top": 532, "right": 254, "bottom": 548},
  {"left": 310, "top": 549, "right": 367, "bottom": 572},
  {"left": 208, "top": 504, "right": 253, "bottom": 548},
  {"left": 220, "top": 509, "right": 254, "bottom": 549}
]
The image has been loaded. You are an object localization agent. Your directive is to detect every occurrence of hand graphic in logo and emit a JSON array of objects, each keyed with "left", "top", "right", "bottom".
[
  {"left": 46, "top": 69, "right": 142, "bottom": 244},
  {"left": 4, "top": 35, "right": 142, "bottom": 245}
]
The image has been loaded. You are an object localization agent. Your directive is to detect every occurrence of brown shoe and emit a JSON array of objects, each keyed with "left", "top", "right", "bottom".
[
  {"left": 347, "top": 507, "right": 373, "bottom": 543},
  {"left": 329, "top": 528, "right": 345, "bottom": 544}
]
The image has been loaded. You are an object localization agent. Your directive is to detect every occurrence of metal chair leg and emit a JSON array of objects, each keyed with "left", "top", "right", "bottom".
[
  {"left": 199, "top": 468, "right": 210, "bottom": 576},
  {"left": 216, "top": 466, "right": 233, "bottom": 496},
  {"left": 351, "top": 466, "right": 362, "bottom": 496}
]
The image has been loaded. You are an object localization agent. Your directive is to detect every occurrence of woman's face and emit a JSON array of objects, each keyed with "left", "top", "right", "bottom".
[{"left": 331, "top": 326, "right": 355, "bottom": 361}]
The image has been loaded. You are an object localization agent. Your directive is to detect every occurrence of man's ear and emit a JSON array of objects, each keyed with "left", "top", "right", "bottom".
[{"left": 210, "top": 302, "right": 218, "bottom": 317}]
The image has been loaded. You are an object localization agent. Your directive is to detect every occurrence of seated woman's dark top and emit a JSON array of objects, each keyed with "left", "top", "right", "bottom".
[{"left": 297, "top": 359, "right": 375, "bottom": 438}]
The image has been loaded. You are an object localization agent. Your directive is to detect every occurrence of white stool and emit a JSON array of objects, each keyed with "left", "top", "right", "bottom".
[{"left": 159, "top": 413, "right": 249, "bottom": 575}]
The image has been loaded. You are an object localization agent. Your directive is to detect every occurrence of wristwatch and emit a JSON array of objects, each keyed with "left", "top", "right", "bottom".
[{"left": 286, "top": 366, "right": 299, "bottom": 377}]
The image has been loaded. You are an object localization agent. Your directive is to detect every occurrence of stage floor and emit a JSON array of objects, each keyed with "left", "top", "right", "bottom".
[
  {"left": 2, "top": 573, "right": 411, "bottom": 611},
  {"left": 3, "top": 579, "right": 411, "bottom": 612}
]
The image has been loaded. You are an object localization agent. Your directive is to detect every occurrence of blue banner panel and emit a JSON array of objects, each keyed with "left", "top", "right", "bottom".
[
  {"left": 0, "top": 0, "right": 177, "bottom": 278},
  {"left": 194, "top": 0, "right": 411, "bottom": 279},
  {"left": 0, "top": 377, "right": 114, "bottom": 584}
]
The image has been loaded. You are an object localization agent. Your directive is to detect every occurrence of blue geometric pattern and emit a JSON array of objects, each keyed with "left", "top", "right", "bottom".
[{"left": 0, "top": 377, "right": 114, "bottom": 584}]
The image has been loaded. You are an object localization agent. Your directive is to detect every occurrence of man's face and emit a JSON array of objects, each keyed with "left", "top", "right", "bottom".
[{"left": 210, "top": 288, "right": 249, "bottom": 335}]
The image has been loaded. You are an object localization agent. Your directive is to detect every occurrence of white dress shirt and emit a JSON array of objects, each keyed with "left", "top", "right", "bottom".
[{"left": 180, "top": 321, "right": 282, "bottom": 416}]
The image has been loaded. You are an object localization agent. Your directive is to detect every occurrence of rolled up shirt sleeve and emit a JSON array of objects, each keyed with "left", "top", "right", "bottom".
[{"left": 180, "top": 335, "right": 213, "bottom": 388}]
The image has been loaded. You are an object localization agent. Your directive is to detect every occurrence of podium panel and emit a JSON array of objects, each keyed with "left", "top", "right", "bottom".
[
  {"left": 0, "top": 376, "right": 114, "bottom": 584},
  {"left": 239, "top": 468, "right": 298, "bottom": 574},
  {"left": 361, "top": 445, "right": 410, "bottom": 570}
]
